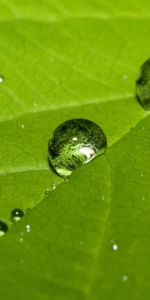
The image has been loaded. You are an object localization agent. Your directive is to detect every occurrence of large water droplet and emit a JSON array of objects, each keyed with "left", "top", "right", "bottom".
[
  {"left": 48, "top": 119, "right": 107, "bottom": 177},
  {"left": 0, "top": 75, "right": 4, "bottom": 84},
  {"left": 11, "top": 208, "right": 24, "bottom": 223},
  {"left": 136, "top": 58, "right": 150, "bottom": 110},
  {"left": 0, "top": 221, "right": 8, "bottom": 236}
]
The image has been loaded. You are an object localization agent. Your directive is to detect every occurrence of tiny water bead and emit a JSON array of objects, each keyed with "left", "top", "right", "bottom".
[
  {"left": 52, "top": 182, "right": 56, "bottom": 190},
  {"left": 45, "top": 188, "right": 51, "bottom": 197},
  {"left": 48, "top": 119, "right": 107, "bottom": 177},
  {"left": 0, "top": 75, "right": 4, "bottom": 84},
  {"left": 11, "top": 208, "right": 24, "bottom": 223},
  {"left": 26, "top": 224, "right": 30, "bottom": 233},
  {"left": 122, "top": 275, "right": 128, "bottom": 282},
  {"left": 136, "top": 58, "right": 150, "bottom": 110},
  {"left": 19, "top": 231, "right": 24, "bottom": 242},
  {"left": 0, "top": 221, "right": 8, "bottom": 236},
  {"left": 112, "top": 243, "right": 119, "bottom": 251}
]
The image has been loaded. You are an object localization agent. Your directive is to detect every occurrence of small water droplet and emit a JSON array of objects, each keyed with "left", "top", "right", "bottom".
[
  {"left": 19, "top": 231, "right": 24, "bottom": 242},
  {"left": 122, "top": 274, "right": 128, "bottom": 282},
  {"left": 11, "top": 208, "right": 24, "bottom": 223},
  {"left": 0, "top": 221, "right": 8, "bottom": 236},
  {"left": 0, "top": 75, "right": 4, "bottom": 84},
  {"left": 136, "top": 58, "right": 150, "bottom": 110},
  {"left": 141, "top": 196, "right": 145, "bottom": 200},
  {"left": 26, "top": 224, "right": 30, "bottom": 233},
  {"left": 112, "top": 243, "right": 119, "bottom": 251},
  {"left": 52, "top": 182, "right": 56, "bottom": 190},
  {"left": 141, "top": 173, "right": 144, "bottom": 177},
  {"left": 45, "top": 188, "right": 51, "bottom": 197},
  {"left": 101, "top": 195, "right": 105, "bottom": 201},
  {"left": 21, "top": 124, "right": 25, "bottom": 129},
  {"left": 48, "top": 119, "right": 107, "bottom": 177}
]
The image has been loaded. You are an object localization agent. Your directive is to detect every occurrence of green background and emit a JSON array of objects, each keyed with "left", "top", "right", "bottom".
[{"left": 0, "top": 0, "right": 150, "bottom": 299}]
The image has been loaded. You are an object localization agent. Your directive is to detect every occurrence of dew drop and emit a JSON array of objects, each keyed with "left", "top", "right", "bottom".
[
  {"left": 52, "top": 182, "right": 56, "bottom": 190},
  {"left": 45, "top": 188, "right": 51, "bottom": 197},
  {"left": 26, "top": 224, "right": 30, "bottom": 233},
  {"left": 136, "top": 58, "right": 150, "bottom": 110},
  {"left": 48, "top": 119, "right": 107, "bottom": 177},
  {"left": 11, "top": 208, "right": 24, "bottom": 223},
  {"left": 122, "top": 274, "right": 128, "bottom": 282},
  {"left": 112, "top": 243, "right": 119, "bottom": 251},
  {"left": 0, "top": 221, "right": 8, "bottom": 236},
  {"left": 19, "top": 231, "right": 24, "bottom": 242},
  {"left": 0, "top": 75, "right": 4, "bottom": 84}
]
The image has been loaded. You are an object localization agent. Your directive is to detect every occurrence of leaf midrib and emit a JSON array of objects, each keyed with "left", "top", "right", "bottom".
[{"left": 0, "top": 95, "right": 133, "bottom": 123}]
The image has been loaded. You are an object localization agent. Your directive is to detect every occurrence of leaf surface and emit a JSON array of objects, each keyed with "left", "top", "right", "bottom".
[{"left": 0, "top": 1, "right": 150, "bottom": 299}]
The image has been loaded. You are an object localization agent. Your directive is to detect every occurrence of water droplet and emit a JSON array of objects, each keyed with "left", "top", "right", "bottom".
[
  {"left": 19, "top": 231, "right": 24, "bottom": 242},
  {"left": 141, "top": 173, "right": 144, "bottom": 177},
  {"left": 45, "top": 188, "right": 51, "bottom": 197},
  {"left": 122, "top": 274, "right": 128, "bottom": 282},
  {"left": 26, "top": 224, "right": 30, "bottom": 233},
  {"left": 0, "top": 221, "right": 8, "bottom": 236},
  {"left": 112, "top": 243, "right": 119, "bottom": 251},
  {"left": 136, "top": 58, "right": 150, "bottom": 110},
  {"left": 0, "top": 75, "right": 4, "bottom": 84},
  {"left": 11, "top": 208, "right": 24, "bottom": 223},
  {"left": 48, "top": 119, "right": 107, "bottom": 177},
  {"left": 21, "top": 124, "right": 25, "bottom": 129},
  {"left": 52, "top": 182, "right": 56, "bottom": 190},
  {"left": 141, "top": 196, "right": 145, "bottom": 200}
]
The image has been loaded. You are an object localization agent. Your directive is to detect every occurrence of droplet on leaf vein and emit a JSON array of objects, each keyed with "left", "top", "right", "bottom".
[{"left": 48, "top": 118, "right": 107, "bottom": 177}]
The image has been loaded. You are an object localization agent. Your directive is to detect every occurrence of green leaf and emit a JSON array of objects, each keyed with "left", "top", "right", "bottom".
[{"left": 0, "top": 0, "right": 150, "bottom": 299}]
